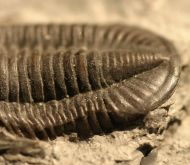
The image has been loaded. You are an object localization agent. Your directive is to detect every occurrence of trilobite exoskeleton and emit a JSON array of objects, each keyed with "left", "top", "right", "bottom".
[{"left": 0, "top": 24, "right": 180, "bottom": 140}]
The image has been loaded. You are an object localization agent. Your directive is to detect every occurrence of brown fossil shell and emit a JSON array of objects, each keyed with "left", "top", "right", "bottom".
[{"left": 0, "top": 24, "right": 180, "bottom": 140}]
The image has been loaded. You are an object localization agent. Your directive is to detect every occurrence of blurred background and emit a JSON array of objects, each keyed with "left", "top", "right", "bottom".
[{"left": 0, "top": 0, "right": 189, "bottom": 25}]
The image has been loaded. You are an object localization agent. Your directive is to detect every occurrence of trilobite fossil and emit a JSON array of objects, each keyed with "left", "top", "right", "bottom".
[{"left": 0, "top": 24, "right": 180, "bottom": 140}]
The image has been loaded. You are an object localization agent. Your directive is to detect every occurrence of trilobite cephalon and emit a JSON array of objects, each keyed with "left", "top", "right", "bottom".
[{"left": 0, "top": 24, "right": 180, "bottom": 140}]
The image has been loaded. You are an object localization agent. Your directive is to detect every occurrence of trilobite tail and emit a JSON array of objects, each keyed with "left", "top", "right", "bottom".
[{"left": 145, "top": 52, "right": 180, "bottom": 110}]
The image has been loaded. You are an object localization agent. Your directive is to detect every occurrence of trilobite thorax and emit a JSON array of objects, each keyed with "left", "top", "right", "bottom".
[{"left": 0, "top": 25, "right": 180, "bottom": 140}]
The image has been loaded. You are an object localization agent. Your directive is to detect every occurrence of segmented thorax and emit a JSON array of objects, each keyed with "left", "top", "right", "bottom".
[{"left": 0, "top": 25, "right": 180, "bottom": 140}]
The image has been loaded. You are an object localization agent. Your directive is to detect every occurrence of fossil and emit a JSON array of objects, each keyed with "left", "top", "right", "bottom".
[{"left": 0, "top": 24, "right": 180, "bottom": 140}]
